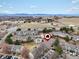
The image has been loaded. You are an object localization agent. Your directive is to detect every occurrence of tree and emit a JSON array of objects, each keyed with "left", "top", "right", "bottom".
[
  {"left": 60, "top": 27, "right": 74, "bottom": 33},
  {"left": 5, "top": 37, "right": 13, "bottom": 44},
  {"left": 0, "top": 38, "right": 1, "bottom": 40},
  {"left": 60, "top": 28, "right": 63, "bottom": 32},
  {"left": 70, "top": 27, "right": 74, "bottom": 32},
  {"left": 55, "top": 46, "right": 63, "bottom": 55},
  {"left": 28, "top": 28, "right": 31, "bottom": 31},
  {"left": 5, "top": 34, "right": 13, "bottom": 44},
  {"left": 52, "top": 28, "right": 56, "bottom": 31},
  {"left": 64, "top": 35, "right": 70, "bottom": 42},
  {"left": 8, "top": 33, "right": 13, "bottom": 37},
  {"left": 60, "top": 27, "right": 69, "bottom": 33},
  {"left": 2, "top": 43, "right": 11, "bottom": 54},
  {"left": 24, "top": 20, "right": 27, "bottom": 23},
  {"left": 26, "top": 36, "right": 33, "bottom": 43},
  {"left": 47, "top": 19, "right": 52, "bottom": 23},
  {"left": 63, "top": 27, "right": 69, "bottom": 33},
  {"left": 42, "top": 28, "right": 47, "bottom": 33},
  {"left": 70, "top": 37, "right": 73, "bottom": 40},
  {"left": 38, "top": 17, "right": 42, "bottom": 19},
  {"left": 53, "top": 38, "right": 63, "bottom": 55},
  {"left": 78, "top": 27, "right": 79, "bottom": 30},
  {"left": 21, "top": 47, "right": 30, "bottom": 59},
  {"left": 42, "top": 28, "right": 53, "bottom": 33},
  {"left": 16, "top": 28, "right": 21, "bottom": 31},
  {"left": 14, "top": 40, "right": 21, "bottom": 45},
  {"left": 77, "top": 31, "right": 79, "bottom": 35},
  {"left": 53, "top": 39, "right": 59, "bottom": 47},
  {"left": 54, "top": 16, "right": 59, "bottom": 20}
]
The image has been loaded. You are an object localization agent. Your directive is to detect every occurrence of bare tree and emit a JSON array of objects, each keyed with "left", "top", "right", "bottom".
[
  {"left": 32, "top": 43, "right": 48, "bottom": 59},
  {"left": 21, "top": 47, "right": 30, "bottom": 59},
  {"left": 2, "top": 43, "right": 11, "bottom": 54}
]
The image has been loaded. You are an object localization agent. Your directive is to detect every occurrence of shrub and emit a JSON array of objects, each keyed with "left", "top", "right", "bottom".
[
  {"left": 16, "top": 28, "right": 21, "bottom": 31},
  {"left": 14, "top": 40, "right": 21, "bottom": 45},
  {"left": 5, "top": 34, "right": 13, "bottom": 44},
  {"left": 55, "top": 46, "right": 63, "bottom": 55},
  {"left": 42, "top": 28, "right": 53, "bottom": 33},
  {"left": 64, "top": 35, "right": 70, "bottom": 42},
  {"left": 53, "top": 39, "right": 59, "bottom": 47},
  {"left": 26, "top": 36, "right": 33, "bottom": 43}
]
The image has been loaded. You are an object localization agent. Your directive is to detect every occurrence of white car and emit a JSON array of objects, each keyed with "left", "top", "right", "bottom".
[{"left": 11, "top": 56, "right": 18, "bottom": 59}]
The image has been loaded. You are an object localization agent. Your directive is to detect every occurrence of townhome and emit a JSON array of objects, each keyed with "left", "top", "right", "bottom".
[
  {"left": 41, "top": 49, "right": 57, "bottom": 59},
  {"left": 10, "top": 45, "right": 22, "bottom": 54},
  {"left": 72, "top": 35, "right": 79, "bottom": 41},
  {"left": 61, "top": 42, "right": 79, "bottom": 56},
  {"left": 52, "top": 31, "right": 70, "bottom": 38},
  {"left": 12, "top": 29, "right": 42, "bottom": 43}
]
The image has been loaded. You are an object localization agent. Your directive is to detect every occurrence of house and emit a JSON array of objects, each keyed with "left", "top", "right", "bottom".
[
  {"left": 61, "top": 42, "right": 79, "bottom": 56},
  {"left": 34, "top": 38, "right": 42, "bottom": 44},
  {"left": 12, "top": 29, "right": 42, "bottom": 42},
  {"left": 72, "top": 35, "right": 79, "bottom": 41},
  {"left": 41, "top": 49, "right": 57, "bottom": 59},
  {"left": 10, "top": 45, "right": 22, "bottom": 53},
  {"left": 6, "top": 26, "right": 18, "bottom": 32},
  {"left": 52, "top": 31, "right": 69, "bottom": 37}
]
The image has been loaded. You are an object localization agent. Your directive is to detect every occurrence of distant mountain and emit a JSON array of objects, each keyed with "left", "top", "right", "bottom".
[
  {"left": 0, "top": 14, "right": 54, "bottom": 16},
  {"left": 0, "top": 13, "right": 79, "bottom": 16}
]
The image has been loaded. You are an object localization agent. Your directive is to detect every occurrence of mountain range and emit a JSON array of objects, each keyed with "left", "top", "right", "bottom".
[{"left": 0, "top": 13, "right": 79, "bottom": 16}]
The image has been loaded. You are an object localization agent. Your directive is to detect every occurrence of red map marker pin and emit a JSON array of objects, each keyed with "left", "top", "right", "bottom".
[{"left": 44, "top": 34, "right": 51, "bottom": 41}]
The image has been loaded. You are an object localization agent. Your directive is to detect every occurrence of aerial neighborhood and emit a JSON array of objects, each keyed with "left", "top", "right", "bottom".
[{"left": 0, "top": 15, "right": 79, "bottom": 59}]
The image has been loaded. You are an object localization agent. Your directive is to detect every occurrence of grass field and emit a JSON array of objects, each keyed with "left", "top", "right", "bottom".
[
  {"left": 22, "top": 42, "right": 37, "bottom": 51},
  {"left": 20, "top": 22, "right": 53, "bottom": 29},
  {"left": 59, "top": 18, "right": 79, "bottom": 25}
]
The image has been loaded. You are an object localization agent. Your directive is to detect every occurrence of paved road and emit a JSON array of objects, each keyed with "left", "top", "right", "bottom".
[{"left": 0, "top": 32, "right": 11, "bottom": 44}]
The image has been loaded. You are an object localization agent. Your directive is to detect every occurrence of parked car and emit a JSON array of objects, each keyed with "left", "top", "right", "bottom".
[{"left": 11, "top": 56, "right": 18, "bottom": 59}]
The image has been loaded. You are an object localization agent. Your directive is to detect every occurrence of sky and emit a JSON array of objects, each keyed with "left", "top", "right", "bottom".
[{"left": 0, "top": 0, "right": 79, "bottom": 14}]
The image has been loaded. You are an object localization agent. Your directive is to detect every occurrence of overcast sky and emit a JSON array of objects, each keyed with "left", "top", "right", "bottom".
[{"left": 0, "top": 0, "right": 79, "bottom": 14}]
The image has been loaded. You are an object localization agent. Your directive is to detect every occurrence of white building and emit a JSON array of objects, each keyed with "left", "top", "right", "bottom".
[
  {"left": 34, "top": 38, "right": 42, "bottom": 44},
  {"left": 12, "top": 29, "right": 42, "bottom": 42},
  {"left": 72, "top": 35, "right": 79, "bottom": 41}
]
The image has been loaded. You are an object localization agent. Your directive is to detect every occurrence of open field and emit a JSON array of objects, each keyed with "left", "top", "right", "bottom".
[
  {"left": 22, "top": 42, "right": 37, "bottom": 51},
  {"left": 59, "top": 18, "right": 79, "bottom": 25},
  {"left": 20, "top": 22, "right": 53, "bottom": 29}
]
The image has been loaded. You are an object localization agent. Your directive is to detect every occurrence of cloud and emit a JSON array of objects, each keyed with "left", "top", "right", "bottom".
[
  {"left": 72, "top": 0, "right": 79, "bottom": 3},
  {"left": 2, "top": 10, "right": 14, "bottom": 14},
  {"left": 4, "top": 10, "right": 10, "bottom": 13},
  {"left": 0, "top": 5, "right": 3, "bottom": 7},
  {"left": 30, "top": 5, "right": 37, "bottom": 8},
  {"left": 66, "top": 7, "right": 79, "bottom": 12}
]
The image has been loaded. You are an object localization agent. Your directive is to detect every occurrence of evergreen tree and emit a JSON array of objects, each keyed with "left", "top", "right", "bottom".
[
  {"left": 14, "top": 40, "right": 21, "bottom": 45},
  {"left": 64, "top": 35, "right": 70, "bottom": 42},
  {"left": 5, "top": 33, "right": 13, "bottom": 44},
  {"left": 53, "top": 38, "right": 59, "bottom": 47}
]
